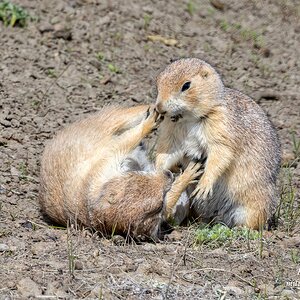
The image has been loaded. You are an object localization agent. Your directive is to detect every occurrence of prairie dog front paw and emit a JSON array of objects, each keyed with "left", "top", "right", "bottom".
[
  {"left": 142, "top": 107, "right": 162, "bottom": 134},
  {"left": 181, "top": 161, "right": 203, "bottom": 183},
  {"left": 191, "top": 175, "right": 214, "bottom": 200}
]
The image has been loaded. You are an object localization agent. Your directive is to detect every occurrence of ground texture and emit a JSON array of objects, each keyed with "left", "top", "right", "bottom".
[{"left": 0, "top": 0, "right": 300, "bottom": 299}]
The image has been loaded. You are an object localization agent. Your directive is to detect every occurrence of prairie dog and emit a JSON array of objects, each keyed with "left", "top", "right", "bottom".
[
  {"left": 39, "top": 105, "right": 201, "bottom": 239},
  {"left": 154, "top": 58, "right": 281, "bottom": 229}
]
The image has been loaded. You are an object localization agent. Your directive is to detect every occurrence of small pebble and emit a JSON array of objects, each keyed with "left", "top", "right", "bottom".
[
  {"left": 17, "top": 277, "right": 42, "bottom": 297},
  {"left": 74, "top": 261, "right": 83, "bottom": 270},
  {"left": 0, "top": 243, "right": 9, "bottom": 252},
  {"left": 111, "top": 235, "right": 125, "bottom": 246},
  {"left": 93, "top": 249, "right": 99, "bottom": 257}
]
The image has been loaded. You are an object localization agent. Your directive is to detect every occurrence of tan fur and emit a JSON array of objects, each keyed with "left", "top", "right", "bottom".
[
  {"left": 39, "top": 105, "right": 199, "bottom": 239},
  {"left": 155, "top": 58, "right": 281, "bottom": 229}
]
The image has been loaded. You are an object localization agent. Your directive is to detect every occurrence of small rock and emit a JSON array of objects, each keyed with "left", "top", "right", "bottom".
[
  {"left": 17, "top": 277, "right": 42, "bottom": 298},
  {"left": 50, "top": 16, "right": 60, "bottom": 25},
  {"left": 31, "top": 242, "right": 49, "bottom": 255},
  {"left": 136, "top": 262, "right": 152, "bottom": 275},
  {"left": 53, "top": 23, "right": 72, "bottom": 40},
  {"left": 74, "top": 261, "right": 84, "bottom": 270},
  {"left": 97, "top": 15, "right": 110, "bottom": 26},
  {"left": 100, "top": 75, "right": 112, "bottom": 85},
  {"left": 111, "top": 235, "right": 125, "bottom": 246},
  {"left": 223, "top": 285, "right": 244, "bottom": 296},
  {"left": 260, "top": 47, "right": 272, "bottom": 58},
  {"left": 210, "top": 0, "right": 225, "bottom": 11},
  {"left": 131, "top": 97, "right": 142, "bottom": 103},
  {"left": 165, "top": 230, "right": 183, "bottom": 242},
  {"left": 21, "top": 221, "right": 33, "bottom": 229},
  {"left": 282, "top": 236, "right": 300, "bottom": 248},
  {"left": 10, "top": 166, "right": 19, "bottom": 177},
  {"left": 0, "top": 185, "right": 6, "bottom": 194},
  {"left": 255, "top": 91, "right": 281, "bottom": 102},
  {"left": 0, "top": 119, "right": 11, "bottom": 127},
  {"left": 93, "top": 249, "right": 100, "bottom": 257},
  {"left": 8, "top": 198, "right": 17, "bottom": 205},
  {"left": 142, "top": 243, "right": 156, "bottom": 252},
  {"left": 260, "top": 250, "right": 272, "bottom": 258},
  {"left": 101, "top": 238, "right": 111, "bottom": 247},
  {"left": 38, "top": 22, "right": 54, "bottom": 33},
  {"left": 89, "top": 59, "right": 102, "bottom": 70},
  {"left": 0, "top": 243, "right": 9, "bottom": 252}
]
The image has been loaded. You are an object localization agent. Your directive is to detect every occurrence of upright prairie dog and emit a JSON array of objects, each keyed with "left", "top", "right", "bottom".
[
  {"left": 39, "top": 105, "right": 201, "bottom": 239},
  {"left": 154, "top": 58, "right": 281, "bottom": 229}
]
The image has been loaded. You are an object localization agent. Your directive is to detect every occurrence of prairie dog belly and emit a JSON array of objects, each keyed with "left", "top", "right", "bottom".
[{"left": 182, "top": 122, "right": 208, "bottom": 163}]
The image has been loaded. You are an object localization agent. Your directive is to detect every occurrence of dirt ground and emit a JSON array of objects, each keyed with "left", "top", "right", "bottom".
[{"left": 0, "top": 0, "right": 300, "bottom": 299}]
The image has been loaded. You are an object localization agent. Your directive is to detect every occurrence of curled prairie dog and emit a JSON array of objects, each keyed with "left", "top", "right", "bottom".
[
  {"left": 39, "top": 105, "right": 201, "bottom": 239},
  {"left": 154, "top": 58, "right": 281, "bottom": 229}
]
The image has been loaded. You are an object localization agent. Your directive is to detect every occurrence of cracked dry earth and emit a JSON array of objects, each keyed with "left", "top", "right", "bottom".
[{"left": 0, "top": 0, "right": 299, "bottom": 299}]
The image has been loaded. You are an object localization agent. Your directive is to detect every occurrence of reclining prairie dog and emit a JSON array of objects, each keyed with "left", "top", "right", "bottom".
[
  {"left": 39, "top": 105, "right": 201, "bottom": 239},
  {"left": 154, "top": 58, "right": 281, "bottom": 229}
]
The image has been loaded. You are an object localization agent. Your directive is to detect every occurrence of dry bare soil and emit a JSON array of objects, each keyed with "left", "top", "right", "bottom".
[{"left": 0, "top": 0, "right": 300, "bottom": 299}]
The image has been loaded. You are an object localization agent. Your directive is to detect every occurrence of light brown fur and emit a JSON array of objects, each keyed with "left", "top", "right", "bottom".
[
  {"left": 155, "top": 58, "right": 281, "bottom": 229},
  {"left": 39, "top": 105, "right": 200, "bottom": 239}
]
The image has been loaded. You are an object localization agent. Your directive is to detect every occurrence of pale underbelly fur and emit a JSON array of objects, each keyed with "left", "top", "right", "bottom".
[{"left": 174, "top": 121, "right": 245, "bottom": 227}]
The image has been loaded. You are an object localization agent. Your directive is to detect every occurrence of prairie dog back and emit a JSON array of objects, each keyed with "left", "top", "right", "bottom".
[
  {"left": 40, "top": 106, "right": 149, "bottom": 225},
  {"left": 39, "top": 105, "right": 200, "bottom": 238}
]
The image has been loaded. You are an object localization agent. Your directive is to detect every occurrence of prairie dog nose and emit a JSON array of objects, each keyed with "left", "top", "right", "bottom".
[{"left": 155, "top": 103, "right": 166, "bottom": 115}]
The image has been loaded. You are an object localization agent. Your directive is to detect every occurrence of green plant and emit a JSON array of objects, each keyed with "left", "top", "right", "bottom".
[
  {"left": 0, "top": 1, "right": 31, "bottom": 27},
  {"left": 219, "top": 19, "right": 264, "bottom": 47},
  {"left": 143, "top": 44, "right": 150, "bottom": 51},
  {"left": 96, "top": 52, "right": 105, "bottom": 61},
  {"left": 111, "top": 223, "right": 117, "bottom": 239},
  {"left": 220, "top": 20, "right": 230, "bottom": 32},
  {"left": 67, "top": 226, "right": 76, "bottom": 276},
  {"left": 187, "top": 0, "right": 196, "bottom": 15},
  {"left": 291, "top": 131, "right": 300, "bottom": 158},
  {"left": 18, "top": 161, "right": 28, "bottom": 181},
  {"left": 276, "top": 132, "right": 300, "bottom": 232},
  {"left": 195, "top": 224, "right": 259, "bottom": 246},
  {"left": 203, "top": 42, "right": 212, "bottom": 52},
  {"left": 98, "top": 286, "right": 103, "bottom": 300},
  {"left": 46, "top": 68, "right": 57, "bottom": 78},
  {"left": 277, "top": 166, "right": 299, "bottom": 233},
  {"left": 291, "top": 249, "right": 299, "bottom": 264},
  {"left": 108, "top": 63, "right": 120, "bottom": 74},
  {"left": 31, "top": 99, "right": 40, "bottom": 108},
  {"left": 113, "top": 32, "right": 122, "bottom": 41},
  {"left": 258, "top": 223, "right": 264, "bottom": 259},
  {"left": 143, "top": 13, "right": 152, "bottom": 29},
  {"left": 252, "top": 289, "right": 268, "bottom": 300},
  {"left": 250, "top": 54, "right": 271, "bottom": 78},
  {"left": 207, "top": 7, "right": 216, "bottom": 16}
]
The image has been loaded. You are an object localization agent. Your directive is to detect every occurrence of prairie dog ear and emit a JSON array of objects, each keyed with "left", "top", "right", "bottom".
[{"left": 200, "top": 65, "right": 212, "bottom": 78}]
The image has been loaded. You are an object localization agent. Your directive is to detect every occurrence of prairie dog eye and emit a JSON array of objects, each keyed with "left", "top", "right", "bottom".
[{"left": 181, "top": 81, "right": 191, "bottom": 92}]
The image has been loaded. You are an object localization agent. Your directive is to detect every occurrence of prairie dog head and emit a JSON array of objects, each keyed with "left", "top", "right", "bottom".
[{"left": 155, "top": 58, "right": 224, "bottom": 120}]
